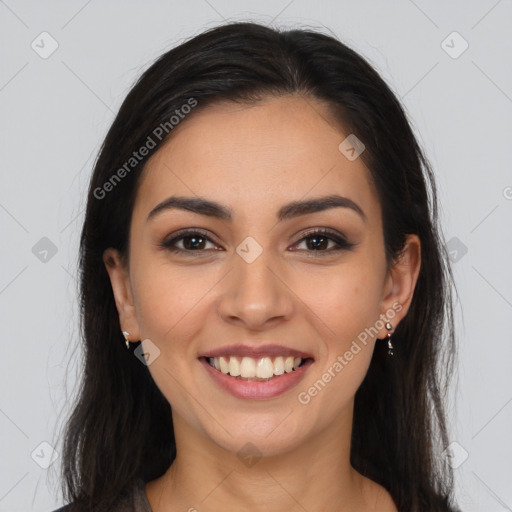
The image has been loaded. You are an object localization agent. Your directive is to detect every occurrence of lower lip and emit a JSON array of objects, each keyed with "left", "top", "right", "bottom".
[{"left": 199, "top": 357, "right": 314, "bottom": 400}]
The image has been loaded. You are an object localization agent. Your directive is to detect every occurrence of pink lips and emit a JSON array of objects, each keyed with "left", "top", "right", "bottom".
[
  {"left": 200, "top": 344, "right": 314, "bottom": 360},
  {"left": 199, "top": 356, "right": 314, "bottom": 400}
]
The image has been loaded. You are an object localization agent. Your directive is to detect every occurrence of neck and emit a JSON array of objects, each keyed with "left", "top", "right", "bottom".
[{"left": 146, "top": 402, "right": 384, "bottom": 512}]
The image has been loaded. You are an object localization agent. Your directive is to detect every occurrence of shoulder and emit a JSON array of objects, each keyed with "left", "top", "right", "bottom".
[{"left": 50, "top": 478, "right": 151, "bottom": 512}]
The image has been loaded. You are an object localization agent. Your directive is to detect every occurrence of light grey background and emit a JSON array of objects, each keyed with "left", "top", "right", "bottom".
[{"left": 1, "top": 1, "right": 511, "bottom": 511}]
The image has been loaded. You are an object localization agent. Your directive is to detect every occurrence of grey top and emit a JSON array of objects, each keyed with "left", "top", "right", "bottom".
[{"left": 52, "top": 478, "right": 153, "bottom": 512}]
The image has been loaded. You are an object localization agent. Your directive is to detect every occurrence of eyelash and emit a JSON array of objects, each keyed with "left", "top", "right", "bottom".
[{"left": 160, "top": 228, "right": 356, "bottom": 256}]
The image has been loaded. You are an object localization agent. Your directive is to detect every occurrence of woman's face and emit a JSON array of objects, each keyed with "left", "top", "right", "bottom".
[{"left": 105, "top": 94, "right": 420, "bottom": 457}]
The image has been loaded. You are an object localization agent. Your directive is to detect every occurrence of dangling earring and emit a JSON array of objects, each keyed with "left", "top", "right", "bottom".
[
  {"left": 122, "top": 331, "right": 131, "bottom": 350},
  {"left": 385, "top": 322, "right": 394, "bottom": 356}
]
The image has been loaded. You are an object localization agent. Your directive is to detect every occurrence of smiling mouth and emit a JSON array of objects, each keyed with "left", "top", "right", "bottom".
[{"left": 200, "top": 355, "right": 313, "bottom": 382}]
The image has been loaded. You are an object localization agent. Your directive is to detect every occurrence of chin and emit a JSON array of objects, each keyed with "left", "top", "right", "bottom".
[{"left": 205, "top": 416, "right": 309, "bottom": 460}]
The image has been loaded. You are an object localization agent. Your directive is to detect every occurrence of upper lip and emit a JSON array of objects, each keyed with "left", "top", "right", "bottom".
[{"left": 200, "top": 344, "right": 314, "bottom": 360}]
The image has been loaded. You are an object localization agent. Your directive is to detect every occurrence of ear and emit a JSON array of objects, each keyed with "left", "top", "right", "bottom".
[
  {"left": 377, "top": 234, "right": 421, "bottom": 338},
  {"left": 103, "top": 248, "right": 141, "bottom": 342}
]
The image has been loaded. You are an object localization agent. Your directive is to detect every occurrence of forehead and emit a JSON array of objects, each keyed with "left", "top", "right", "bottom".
[{"left": 135, "top": 94, "right": 380, "bottom": 224}]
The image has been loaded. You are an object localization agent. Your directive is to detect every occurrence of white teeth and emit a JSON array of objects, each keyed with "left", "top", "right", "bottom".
[
  {"left": 208, "top": 355, "right": 306, "bottom": 378},
  {"left": 274, "top": 356, "right": 284, "bottom": 375},
  {"left": 228, "top": 357, "right": 241, "bottom": 376},
  {"left": 240, "top": 357, "right": 256, "bottom": 378},
  {"left": 219, "top": 356, "right": 229, "bottom": 374},
  {"left": 256, "top": 357, "right": 274, "bottom": 378}
]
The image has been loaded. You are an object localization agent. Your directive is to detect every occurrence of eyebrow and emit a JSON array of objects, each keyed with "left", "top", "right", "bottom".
[{"left": 147, "top": 194, "right": 367, "bottom": 224}]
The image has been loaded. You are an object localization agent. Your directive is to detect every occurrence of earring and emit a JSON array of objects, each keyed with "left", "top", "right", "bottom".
[
  {"left": 385, "top": 322, "right": 394, "bottom": 356},
  {"left": 122, "top": 331, "right": 131, "bottom": 350}
]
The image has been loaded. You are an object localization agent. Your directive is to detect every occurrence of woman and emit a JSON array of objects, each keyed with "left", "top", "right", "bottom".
[{"left": 54, "top": 21, "right": 459, "bottom": 512}]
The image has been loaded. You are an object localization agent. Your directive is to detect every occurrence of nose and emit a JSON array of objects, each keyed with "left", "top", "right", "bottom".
[{"left": 216, "top": 246, "right": 294, "bottom": 331}]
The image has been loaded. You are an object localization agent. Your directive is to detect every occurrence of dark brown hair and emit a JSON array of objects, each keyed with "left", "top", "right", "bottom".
[{"left": 58, "top": 21, "right": 459, "bottom": 511}]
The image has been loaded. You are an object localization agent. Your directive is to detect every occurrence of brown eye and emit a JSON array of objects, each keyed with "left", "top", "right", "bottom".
[
  {"left": 161, "top": 229, "right": 220, "bottom": 254},
  {"left": 160, "top": 228, "right": 356, "bottom": 256},
  {"left": 291, "top": 229, "right": 356, "bottom": 253}
]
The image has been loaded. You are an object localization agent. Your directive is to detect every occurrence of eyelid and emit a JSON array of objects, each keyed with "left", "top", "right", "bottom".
[
  {"left": 291, "top": 226, "right": 348, "bottom": 244},
  {"left": 160, "top": 227, "right": 355, "bottom": 254},
  {"left": 160, "top": 228, "right": 220, "bottom": 252},
  {"left": 290, "top": 227, "right": 356, "bottom": 253}
]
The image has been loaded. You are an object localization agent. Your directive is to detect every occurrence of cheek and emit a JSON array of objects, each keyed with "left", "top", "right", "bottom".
[
  {"left": 131, "top": 261, "right": 218, "bottom": 344},
  {"left": 294, "top": 261, "right": 383, "bottom": 342},
  {"left": 294, "top": 267, "right": 381, "bottom": 423},
  {"left": 129, "top": 263, "right": 216, "bottom": 425},
  {"left": 291, "top": 260, "right": 383, "bottom": 405}
]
